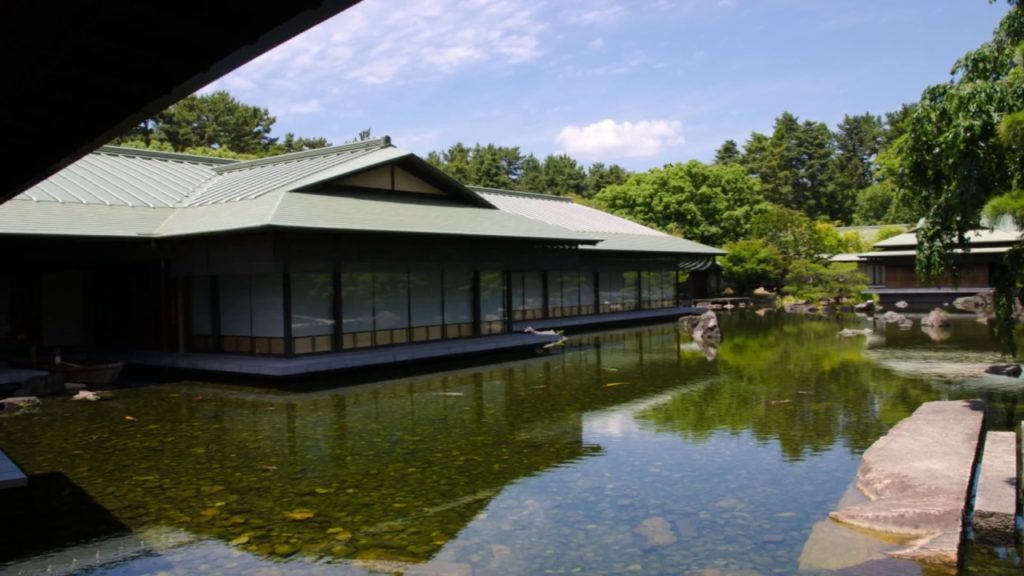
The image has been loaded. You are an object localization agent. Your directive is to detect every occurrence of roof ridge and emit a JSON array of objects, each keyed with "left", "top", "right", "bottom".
[
  {"left": 470, "top": 186, "right": 574, "bottom": 202},
  {"left": 213, "top": 136, "right": 393, "bottom": 173},
  {"left": 96, "top": 145, "right": 238, "bottom": 166}
]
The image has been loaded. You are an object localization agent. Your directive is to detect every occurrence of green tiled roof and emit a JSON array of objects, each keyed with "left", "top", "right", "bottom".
[
  {"left": 474, "top": 188, "right": 724, "bottom": 256},
  {"left": 2, "top": 140, "right": 723, "bottom": 257}
]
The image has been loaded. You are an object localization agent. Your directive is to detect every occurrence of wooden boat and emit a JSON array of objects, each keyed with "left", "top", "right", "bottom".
[{"left": 53, "top": 361, "right": 124, "bottom": 385}]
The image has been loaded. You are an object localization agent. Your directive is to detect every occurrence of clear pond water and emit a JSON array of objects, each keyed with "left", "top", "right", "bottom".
[{"left": 0, "top": 313, "right": 1021, "bottom": 575}]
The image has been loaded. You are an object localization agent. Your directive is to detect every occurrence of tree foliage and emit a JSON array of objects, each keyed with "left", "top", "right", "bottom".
[
  {"left": 113, "top": 91, "right": 332, "bottom": 158},
  {"left": 594, "top": 161, "right": 768, "bottom": 245},
  {"left": 895, "top": 2, "right": 1024, "bottom": 351},
  {"left": 426, "top": 143, "right": 629, "bottom": 197},
  {"left": 783, "top": 261, "right": 868, "bottom": 304},
  {"left": 714, "top": 139, "right": 742, "bottom": 165},
  {"left": 720, "top": 239, "right": 784, "bottom": 293}
]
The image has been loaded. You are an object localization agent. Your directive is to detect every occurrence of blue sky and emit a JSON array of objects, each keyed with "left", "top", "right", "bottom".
[{"left": 205, "top": 0, "right": 1010, "bottom": 171}]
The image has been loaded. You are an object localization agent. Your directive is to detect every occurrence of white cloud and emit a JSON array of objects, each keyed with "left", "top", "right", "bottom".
[
  {"left": 556, "top": 119, "right": 684, "bottom": 158},
  {"left": 216, "top": 0, "right": 547, "bottom": 93}
]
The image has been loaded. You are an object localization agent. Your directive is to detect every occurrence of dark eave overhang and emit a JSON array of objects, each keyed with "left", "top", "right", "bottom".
[{"left": 1, "top": 0, "right": 363, "bottom": 203}]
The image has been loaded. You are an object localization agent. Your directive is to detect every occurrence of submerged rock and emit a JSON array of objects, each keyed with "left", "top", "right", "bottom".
[
  {"left": 985, "top": 364, "right": 1022, "bottom": 378},
  {"left": 920, "top": 325, "right": 950, "bottom": 342},
  {"left": 633, "top": 516, "right": 677, "bottom": 547},
  {"left": 838, "top": 328, "right": 873, "bottom": 339},
  {"left": 921, "top": 308, "right": 950, "bottom": 328}
]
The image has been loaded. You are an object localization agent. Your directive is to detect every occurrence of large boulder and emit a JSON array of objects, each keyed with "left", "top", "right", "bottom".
[
  {"left": 692, "top": 310, "right": 722, "bottom": 343},
  {"left": 953, "top": 291, "right": 993, "bottom": 314},
  {"left": 921, "top": 307, "right": 951, "bottom": 327}
]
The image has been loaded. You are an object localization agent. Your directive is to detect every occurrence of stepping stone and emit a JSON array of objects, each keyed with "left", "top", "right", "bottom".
[
  {"left": 830, "top": 399, "right": 985, "bottom": 568},
  {"left": 972, "top": 431, "right": 1017, "bottom": 545}
]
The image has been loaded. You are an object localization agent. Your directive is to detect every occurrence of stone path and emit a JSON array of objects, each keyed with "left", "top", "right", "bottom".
[
  {"left": 829, "top": 399, "right": 985, "bottom": 567},
  {"left": 972, "top": 431, "right": 1017, "bottom": 544}
]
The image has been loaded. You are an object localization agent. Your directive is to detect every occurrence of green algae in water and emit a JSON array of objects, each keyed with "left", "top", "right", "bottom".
[{"left": 0, "top": 313, "right": 1021, "bottom": 574}]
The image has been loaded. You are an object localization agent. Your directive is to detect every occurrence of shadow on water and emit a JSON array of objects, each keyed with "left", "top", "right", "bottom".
[{"left": 0, "top": 472, "right": 130, "bottom": 563}]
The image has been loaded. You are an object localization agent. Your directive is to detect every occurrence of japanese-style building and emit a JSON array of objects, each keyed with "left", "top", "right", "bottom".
[
  {"left": 0, "top": 138, "right": 722, "bottom": 376},
  {"left": 858, "top": 227, "right": 1021, "bottom": 308}
]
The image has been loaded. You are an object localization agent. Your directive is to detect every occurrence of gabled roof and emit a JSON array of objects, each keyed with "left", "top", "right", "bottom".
[
  {"left": 473, "top": 187, "right": 725, "bottom": 256},
  {"left": 0, "top": 140, "right": 588, "bottom": 244},
  {"left": 3, "top": 140, "right": 725, "bottom": 256},
  {"left": 872, "top": 229, "right": 1022, "bottom": 250}
]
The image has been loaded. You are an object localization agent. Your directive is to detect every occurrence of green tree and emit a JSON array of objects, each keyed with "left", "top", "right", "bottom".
[
  {"left": 743, "top": 112, "right": 843, "bottom": 221},
  {"left": 540, "top": 154, "right": 587, "bottom": 196},
  {"left": 853, "top": 181, "right": 914, "bottom": 224},
  {"left": 896, "top": 2, "right": 1024, "bottom": 350},
  {"left": 748, "top": 205, "right": 839, "bottom": 264},
  {"left": 595, "top": 161, "right": 767, "bottom": 245},
  {"left": 154, "top": 91, "right": 277, "bottom": 154},
  {"left": 584, "top": 162, "right": 630, "bottom": 198},
  {"left": 517, "top": 154, "right": 546, "bottom": 192},
  {"left": 874, "top": 226, "right": 907, "bottom": 244},
  {"left": 720, "top": 239, "right": 784, "bottom": 293},
  {"left": 714, "top": 139, "right": 742, "bottom": 165},
  {"left": 830, "top": 113, "right": 884, "bottom": 220},
  {"left": 783, "top": 261, "right": 868, "bottom": 304}
]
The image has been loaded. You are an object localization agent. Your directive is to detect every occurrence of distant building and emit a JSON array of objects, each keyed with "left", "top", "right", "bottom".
[
  {"left": 0, "top": 138, "right": 723, "bottom": 376},
  {"left": 856, "top": 228, "right": 1020, "bottom": 308}
]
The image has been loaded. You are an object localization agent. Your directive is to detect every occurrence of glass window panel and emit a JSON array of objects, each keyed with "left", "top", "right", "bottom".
[
  {"left": 524, "top": 272, "right": 543, "bottom": 310},
  {"left": 623, "top": 271, "right": 638, "bottom": 308},
  {"left": 580, "top": 270, "right": 595, "bottom": 306},
  {"left": 342, "top": 267, "right": 374, "bottom": 333},
  {"left": 510, "top": 272, "right": 524, "bottom": 312},
  {"left": 219, "top": 275, "right": 251, "bottom": 336},
  {"left": 190, "top": 277, "right": 212, "bottom": 335},
  {"left": 547, "top": 272, "right": 562, "bottom": 312},
  {"left": 251, "top": 274, "right": 284, "bottom": 337},
  {"left": 563, "top": 271, "right": 580, "bottom": 307},
  {"left": 444, "top": 267, "right": 473, "bottom": 325},
  {"left": 374, "top": 265, "right": 409, "bottom": 330},
  {"left": 410, "top": 264, "right": 443, "bottom": 327},
  {"left": 291, "top": 272, "right": 335, "bottom": 337},
  {"left": 479, "top": 269, "right": 505, "bottom": 323}
]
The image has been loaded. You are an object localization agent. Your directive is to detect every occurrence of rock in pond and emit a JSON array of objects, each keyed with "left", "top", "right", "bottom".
[
  {"left": 921, "top": 307, "right": 950, "bottom": 328},
  {"left": 0, "top": 396, "right": 40, "bottom": 414},
  {"left": 838, "top": 328, "right": 873, "bottom": 339},
  {"left": 853, "top": 300, "right": 875, "bottom": 314},
  {"left": 879, "top": 311, "right": 906, "bottom": 324},
  {"left": 894, "top": 300, "right": 908, "bottom": 309},
  {"left": 985, "top": 364, "right": 1022, "bottom": 378},
  {"left": 953, "top": 291, "right": 993, "bottom": 313},
  {"left": 691, "top": 310, "right": 722, "bottom": 343}
]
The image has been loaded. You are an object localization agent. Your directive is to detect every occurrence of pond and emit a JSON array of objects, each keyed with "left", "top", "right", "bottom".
[{"left": 0, "top": 312, "right": 1021, "bottom": 575}]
